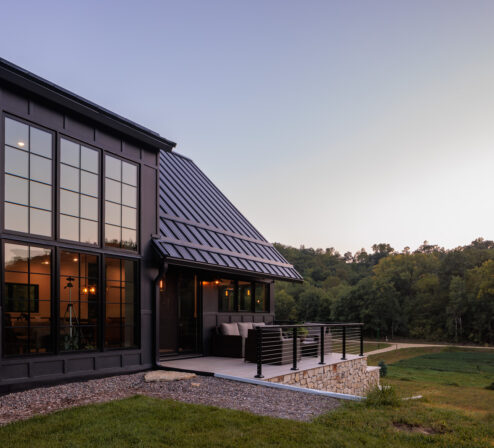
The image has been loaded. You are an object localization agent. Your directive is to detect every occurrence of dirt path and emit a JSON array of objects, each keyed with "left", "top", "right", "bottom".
[{"left": 365, "top": 342, "right": 494, "bottom": 356}]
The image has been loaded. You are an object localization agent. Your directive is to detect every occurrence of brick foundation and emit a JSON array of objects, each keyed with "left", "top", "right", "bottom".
[{"left": 267, "top": 357, "right": 379, "bottom": 396}]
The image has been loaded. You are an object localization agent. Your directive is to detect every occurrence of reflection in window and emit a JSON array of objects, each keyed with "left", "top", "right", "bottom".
[
  {"left": 218, "top": 279, "right": 236, "bottom": 312},
  {"left": 255, "top": 283, "right": 269, "bottom": 313},
  {"left": 104, "top": 155, "right": 137, "bottom": 250},
  {"left": 238, "top": 281, "right": 252, "bottom": 311},
  {"left": 59, "top": 139, "right": 99, "bottom": 245},
  {"left": 4, "top": 118, "right": 53, "bottom": 236},
  {"left": 2, "top": 243, "right": 52, "bottom": 355},
  {"left": 104, "top": 257, "right": 138, "bottom": 348},
  {"left": 59, "top": 251, "right": 99, "bottom": 351}
]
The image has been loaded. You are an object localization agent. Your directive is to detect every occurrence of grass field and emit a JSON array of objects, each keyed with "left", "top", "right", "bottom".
[{"left": 0, "top": 346, "right": 493, "bottom": 447}]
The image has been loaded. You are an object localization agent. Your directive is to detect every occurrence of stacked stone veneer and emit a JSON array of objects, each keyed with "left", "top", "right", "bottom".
[{"left": 267, "top": 356, "right": 379, "bottom": 396}]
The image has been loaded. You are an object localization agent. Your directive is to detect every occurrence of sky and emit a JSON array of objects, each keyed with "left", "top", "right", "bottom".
[{"left": 2, "top": 0, "right": 494, "bottom": 254}]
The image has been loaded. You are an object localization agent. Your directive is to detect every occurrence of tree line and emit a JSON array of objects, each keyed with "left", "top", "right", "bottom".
[{"left": 274, "top": 238, "right": 494, "bottom": 345}]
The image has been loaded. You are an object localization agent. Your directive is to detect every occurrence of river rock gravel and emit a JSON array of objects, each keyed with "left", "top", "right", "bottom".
[{"left": 0, "top": 372, "right": 340, "bottom": 425}]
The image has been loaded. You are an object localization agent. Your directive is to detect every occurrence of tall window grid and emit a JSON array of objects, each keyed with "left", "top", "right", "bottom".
[
  {"left": 3, "top": 117, "right": 53, "bottom": 237},
  {"left": 59, "top": 138, "right": 100, "bottom": 245},
  {"left": 104, "top": 155, "right": 138, "bottom": 250}
]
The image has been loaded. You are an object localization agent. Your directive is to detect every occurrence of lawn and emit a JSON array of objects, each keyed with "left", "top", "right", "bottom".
[{"left": 1, "top": 347, "right": 493, "bottom": 448}]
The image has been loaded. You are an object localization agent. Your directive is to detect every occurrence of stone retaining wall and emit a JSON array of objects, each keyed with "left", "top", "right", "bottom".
[{"left": 267, "top": 357, "right": 379, "bottom": 396}]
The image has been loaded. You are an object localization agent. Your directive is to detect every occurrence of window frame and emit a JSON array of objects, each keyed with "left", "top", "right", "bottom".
[
  {"left": 216, "top": 279, "right": 271, "bottom": 313},
  {"left": 57, "top": 134, "right": 102, "bottom": 248},
  {"left": 103, "top": 153, "right": 140, "bottom": 253},
  {"left": 1, "top": 239, "right": 56, "bottom": 358},
  {"left": 1, "top": 114, "right": 56, "bottom": 240}
]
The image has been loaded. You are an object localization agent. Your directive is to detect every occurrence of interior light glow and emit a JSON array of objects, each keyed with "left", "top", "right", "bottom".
[
  {"left": 82, "top": 287, "right": 88, "bottom": 294},
  {"left": 41, "top": 260, "right": 50, "bottom": 265},
  {"left": 89, "top": 287, "right": 96, "bottom": 294},
  {"left": 17, "top": 141, "right": 25, "bottom": 147},
  {"left": 214, "top": 280, "right": 220, "bottom": 285},
  {"left": 73, "top": 258, "right": 78, "bottom": 262},
  {"left": 247, "top": 290, "right": 251, "bottom": 296}
]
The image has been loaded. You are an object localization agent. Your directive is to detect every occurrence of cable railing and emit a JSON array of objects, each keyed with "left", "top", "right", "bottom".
[{"left": 245, "top": 323, "right": 364, "bottom": 378}]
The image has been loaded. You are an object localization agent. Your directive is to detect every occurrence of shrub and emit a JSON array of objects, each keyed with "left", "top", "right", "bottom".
[
  {"left": 365, "top": 384, "right": 400, "bottom": 408},
  {"left": 485, "top": 382, "right": 494, "bottom": 390},
  {"left": 378, "top": 360, "right": 388, "bottom": 377}
]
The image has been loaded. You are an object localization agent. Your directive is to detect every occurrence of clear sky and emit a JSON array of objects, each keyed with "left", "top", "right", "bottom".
[{"left": 2, "top": 1, "right": 494, "bottom": 254}]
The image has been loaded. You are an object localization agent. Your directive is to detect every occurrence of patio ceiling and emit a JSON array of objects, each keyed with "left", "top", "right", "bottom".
[{"left": 154, "top": 151, "right": 303, "bottom": 282}]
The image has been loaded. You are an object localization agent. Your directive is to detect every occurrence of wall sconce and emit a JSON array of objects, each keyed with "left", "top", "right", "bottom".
[
  {"left": 89, "top": 286, "right": 96, "bottom": 294},
  {"left": 159, "top": 279, "right": 165, "bottom": 292},
  {"left": 82, "top": 287, "right": 88, "bottom": 294},
  {"left": 214, "top": 280, "right": 220, "bottom": 285},
  {"left": 247, "top": 289, "right": 251, "bottom": 296}
]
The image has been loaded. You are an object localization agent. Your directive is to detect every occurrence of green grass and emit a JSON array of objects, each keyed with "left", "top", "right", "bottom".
[
  {"left": 0, "top": 394, "right": 492, "bottom": 448},
  {"left": 363, "top": 341, "right": 391, "bottom": 352},
  {"left": 1, "top": 347, "right": 493, "bottom": 447}
]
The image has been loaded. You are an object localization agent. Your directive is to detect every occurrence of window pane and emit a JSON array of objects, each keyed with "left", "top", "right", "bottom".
[
  {"left": 255, "top": 283, "right": 268, "bottom": 312},
  {"left": 81, "top": 171, "right": 98, "bottom": 197},
  {"left": 122, "top": 302, "right": 135, "bottom": 326},
  {"left": 80, "top": 254, "right": 98, "bottom": 278},
  {"left": 239, "top": 282, "right": 252, "bottom": 312},
  {"left": 5, "top": 117, "right": 29, "bottom": 150},
  {"left": 81, "top": 195, "right": 98, "bottom": 221},
  {"left": 60, "top": 214, "right": 79, "bottom": 241},
  {"left": 60, "top": 164, "right": 80, "bottom": 192},
  {"left": 122, "top": 162, "right": 137, "bottom": 186},
  {"left": 5, "top": 174, "right": 28, "bottom": 205},
  {"left": 4, "top": 327, "right": 29, "bottom": 355},
  {"left": 4, "top": 203, "right": 28, "bottom": 233},
  {"left": 4, "top": 244, "right": 29, "bottom": 271},
  {"left": 30, "top": 127, "right": 52, "bottom": 159},
  {"left": 122, "top": 229, "right": 137, "bottom": 250},
  {"left": 30, "top": 181, "right": 52, "bottom": 211},
  {"left": 105, "top": 155, "right": 121, "bottom": 181},
  {"left": 5, "top": 146, "right": 28, "bottom": 177},
  {"left": 30, "top": 247, "right": 51, "bottom": 274},
  {"left": 122, "top": 206, "right": 136, "bottom": 229},
  {"left": 30, "top": 274, "right": 51, "bottom": 300},
  {"left": 105, "top": 224, "right": 121, "bottom": 247},
  {"left": 81, "top": 146, "right": 99, "bottom": 173},
  {"left": 30, "top": 326, "right": 53, "bottom": 353},
  {"left": 30, "top": 154, "right": 52, "bottom": 184},
  {"left": 105, "top": 258, "right": 121, "bottom": 281},
  {"left": 105, "top": 178, "right": 121, "bottom": 203},
  {"left": 60, "top": 189, "right": 79, "bottom": 216},
  {"left": 122, "top": 184, "right": 136, "bottom": 207},
  {"left": 218, "top": 280, "right": 236, "bottom": 312},
  {"left": 80, "top": 219, "right": 98, "bottom": 245},
  {"left": 123, "top": 281, "right": 135, "bottom": 302},
  {"left": 60, "top": 139, "right": 80, "bottom": 167},
  {"left": 60, "top": 251, "right": 80, "bottom": 276},
  {"left": 30, "top": 208, "right": 52, "bottom": 237},
  {"left": 105, "top": 201, "right": 121, "bottom": 226},
  {"left": 106, "top": 281, "right": 121, "bottom": 302}
]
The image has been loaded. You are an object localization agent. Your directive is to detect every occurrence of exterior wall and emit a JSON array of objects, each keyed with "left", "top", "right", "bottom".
[
  {"left": 268, "top": 357, "right": 380, "bottom": 397},
  {"left": 0, "top": 82, "right": 160, "bottom": 389}
]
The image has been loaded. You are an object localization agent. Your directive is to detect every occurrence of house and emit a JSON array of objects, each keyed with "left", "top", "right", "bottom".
[{"left": 0, "top": 57, "right": 302, "bottom": 390}]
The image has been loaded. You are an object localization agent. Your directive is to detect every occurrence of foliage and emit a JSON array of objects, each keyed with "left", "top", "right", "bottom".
[
  {"left": 365, "top": 384, "right": 400, "bottom": 407},
  {"left": 274, "top": 238, "right": 494, "bottom": 344},
  {"left": 378, "top": 360, "right": 388, "bottom": 377},
  {"left": 485, "top": 382, "right": 494, "bottom": 390}
]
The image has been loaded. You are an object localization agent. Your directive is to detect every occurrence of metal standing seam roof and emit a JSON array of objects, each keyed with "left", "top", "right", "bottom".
[{"left": 154, "top": 151, "right": 303, "bottom": 282}]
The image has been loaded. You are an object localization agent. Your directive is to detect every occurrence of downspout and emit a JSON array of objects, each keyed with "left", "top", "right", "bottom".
[{"left": 153, "top": 260, "right": 168, "bottom": 368}]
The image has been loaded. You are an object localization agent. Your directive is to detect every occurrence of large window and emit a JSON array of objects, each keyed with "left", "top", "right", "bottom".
[
  {"left": 2, "top": 243, "right": 53, "bottom": 356},
  {"left": 4, "top": 117, "right": 53, "bottom": 237},
  {"left": 217, "top": 279, "right": 270, "bottom": 313},
  {"left": 105, "top": 257, "right": 138, "bottom": 348},
  {"left": 104, "top": 155, "right": 137, "bottom": 251},
  {"left": 59, "top": 138, "right": 99, "bottom": 245},
  {"left": 59, "top": 251, "right": 99, "bottom": 351}
]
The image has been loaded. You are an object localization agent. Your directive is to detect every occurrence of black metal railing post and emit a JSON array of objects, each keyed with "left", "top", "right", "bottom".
[
  {"left": 359, "top": 325, "right": 364, "bottom": 356},
  {"left": 291, "top": 327, "right": 298, "bottom": 370},
  {"left": 255, "top": 326, "right": 264, "bottom": 378},
  {"left": 319, "top": 325, "right": 325, "bottom": 364},
  {"left": 341, "top": 325, "right": 346, "bottom": 360}
]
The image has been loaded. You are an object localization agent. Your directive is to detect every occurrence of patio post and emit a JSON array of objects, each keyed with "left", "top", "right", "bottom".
[
  {"left": 291, "top": 327, "right": 298, "bottom": 370},
  {"left": 359, "top": 325, "right": 364, "bottom": 356},
  {"left": 341, "top": 326, "right": 346, "bottom": 360},
  {"left": 255, "top": 326, "right": 264, "bottom": 378},
  {"left": 319, "top": 325, "right": 325, "bottom": 364}
]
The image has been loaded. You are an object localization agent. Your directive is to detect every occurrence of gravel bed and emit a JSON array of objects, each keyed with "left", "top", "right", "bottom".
[{"left": 0, "top": 372, "right": 340, "bottom": 425}]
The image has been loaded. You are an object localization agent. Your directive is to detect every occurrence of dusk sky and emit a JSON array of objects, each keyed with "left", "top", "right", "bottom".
[{"left": 2, "top": 1, "right": 494, "bottom": 254}]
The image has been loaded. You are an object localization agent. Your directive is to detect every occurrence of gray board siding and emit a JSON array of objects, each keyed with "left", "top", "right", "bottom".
[{"left": 155, "top": 151, "right": 302, "bottom": 282}]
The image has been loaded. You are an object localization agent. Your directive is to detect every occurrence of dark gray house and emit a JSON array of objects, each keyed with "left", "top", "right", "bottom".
[{"left": 0, "top": 58, "right": 301, "bottom": 390}]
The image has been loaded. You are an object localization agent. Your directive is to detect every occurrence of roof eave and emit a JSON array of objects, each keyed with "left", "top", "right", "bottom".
[{"left": 0, "top": 58, "right": 176, "bottom": 151}]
